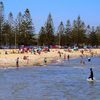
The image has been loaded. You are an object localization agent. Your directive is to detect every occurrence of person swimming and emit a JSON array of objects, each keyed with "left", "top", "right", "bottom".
[{"left": 88, "top": 68, "right": 94, "bottom": 80}]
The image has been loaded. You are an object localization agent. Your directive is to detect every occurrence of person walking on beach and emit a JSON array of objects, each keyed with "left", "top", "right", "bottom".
[
  {"left": 88, "top": 68, "right": 94, "bottom": 80},
  {"left": 16, "top": 57, "right": 19, "bottom": 68}
]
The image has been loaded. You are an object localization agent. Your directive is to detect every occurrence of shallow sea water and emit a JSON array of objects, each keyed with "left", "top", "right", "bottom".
[{"left": 0, "top": 56, "right": 100, "bottom": 100}]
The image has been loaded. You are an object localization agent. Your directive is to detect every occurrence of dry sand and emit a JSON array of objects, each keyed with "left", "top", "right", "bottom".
[{"left": 0, "top": 48, "right": 100, "bottom": 68}]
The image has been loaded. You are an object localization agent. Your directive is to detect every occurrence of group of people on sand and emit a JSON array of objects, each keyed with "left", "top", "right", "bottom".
[{"left": 15, "top": 50, "right": 70, "bottom": 68}]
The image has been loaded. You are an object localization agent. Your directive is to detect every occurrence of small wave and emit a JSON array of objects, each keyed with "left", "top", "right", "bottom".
[{"left": 73, "top": 66, "right": 85, "bottom": 69}]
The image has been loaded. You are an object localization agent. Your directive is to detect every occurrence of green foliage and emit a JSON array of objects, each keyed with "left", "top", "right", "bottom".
[
  {"left": 2, "top": 22, "right": 12, "bottom": 46},
  {"left": 71, "top": 16, "right": 86, "bottom": 47},
  {"left": 65, "top": 20, "right": 72, "bottom": 46},
  {"left": 38, "top": 27, "right": 47, "bottom": 46},
  {"left": 44, "top": 13, "right": 55, "bottom": 45},
  {"left": 0, "top": 1, "right": 100, "bottom": 47},
  {"left": 89, "top": 32, "right": 99, "bottom": 46},
  {"left": 57, "top": 21, "right": 65, "bottom": 45},
  {"left": 15, "top": 9, "right": 35, "bottom": 46},
  {"left": 0, "top": 1, "right": 4, "bottom": 46}
]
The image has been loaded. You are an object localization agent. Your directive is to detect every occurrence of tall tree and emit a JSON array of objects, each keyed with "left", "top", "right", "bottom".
[
  {"left": 45, "top": 13, "right": 55, "bottom": 46},
  {"left": 8, "top": 12, "right": 14, "bottom": 27},
  {"left": 86, "top": 25, "right": 91, "bottom": 35},
  {"left": 85, "top": 25, "right": 91, "bottom": 45},
  {"left": 57, "top": 21, "right": 65, "bottom": 46},
  {"left": 7, "top": 12, "right": 15, "bottom": 46},
  {"left": 72, "top": 16, "right": 86, "bottom": 47},
  {"left": 2, "top": 21, "right": 11, "bottom": 46},
  {"left": 96, "top": 26, "right": 100, "bottom": 46},
  {"left": 38, "top": 26, "right": 47, "bottom": 46},
  {"left": 65, "top": 20, "right": 72, "bottom": 46},
  {"left": 19, "top": 9, "right": 35, "bottom": 45},
  {"left": 0, "top": 1, "right": 4, "bottom": 46},
  {"left": 15, "top": 12, "right": 23, "bottom": 46},
  {"left": 89, "top": 26, "right": 99, "bottom": 46}
]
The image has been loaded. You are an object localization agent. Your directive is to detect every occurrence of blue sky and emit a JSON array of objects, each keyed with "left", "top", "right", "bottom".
[{"left": 2, "top": 0, "right": 100, "bottom": 32}]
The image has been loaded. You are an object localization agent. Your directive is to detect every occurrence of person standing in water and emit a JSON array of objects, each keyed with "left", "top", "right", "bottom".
[
  {"left": 88, "top": 68, "right": 94, "bottom": 80},
  {"left": 67, "top": 54, "right": 70, "bottom": 61},
  {"left": 44, "top": 57, "right": 47, "bottom": 65},
  {"left": 16, "top": 57, "right": 19, "bottom": 68}
]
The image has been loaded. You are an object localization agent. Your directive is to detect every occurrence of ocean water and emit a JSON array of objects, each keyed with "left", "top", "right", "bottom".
[{"left": 0, "top": 56, "right": 100, "bottom": 100}]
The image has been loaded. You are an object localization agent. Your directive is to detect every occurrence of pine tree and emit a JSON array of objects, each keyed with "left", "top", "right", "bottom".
[
  {"left": 7, "top": 12, "right": 15, "bottom": 46},
  {"left": 16, "top": 12, "right": 23, "bottom": 30},
  {"left": 57, "top": 21, "right": 65, "bottom": 46},
  {"left": 19, "top": 9, "right": 35, "bottom": 45},
  {"left": 45, "top": 13, "right": 55, "bottom": 46},
  {"left": 2, "top": 21, "right": 11, "bottom": 46},
  {"left": 89, "top": 26, "right": 99, "bottom": 46},
  {"left": 38, "top": 26, "right": 47, "bottom": 46},
  {"left": 65, "top": 20, "right": 72, "bottom": 46},
  {"left": 8, "top": 12, "right": 14, "bottom": 27},
  {"left": 15, "top": 12, "right": 23, "bottom": 46},
  {"left": 72, "top": 16, "right": 86, "bottom": 47},
  {"left": 0, "top": 1, "right": 4, "bottom": 47},
  {"left": 96, "top": 26, "right": 100, "bottom": 46}
]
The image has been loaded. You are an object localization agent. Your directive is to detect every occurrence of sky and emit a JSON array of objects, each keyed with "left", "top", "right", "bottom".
[{"left": 2, "top": 0, "right": 100, "bottom": 33}]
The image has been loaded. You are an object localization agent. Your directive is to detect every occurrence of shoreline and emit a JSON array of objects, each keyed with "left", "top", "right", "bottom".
[{"left": 0, "top": 48, "right": 100, "bottom": 69}]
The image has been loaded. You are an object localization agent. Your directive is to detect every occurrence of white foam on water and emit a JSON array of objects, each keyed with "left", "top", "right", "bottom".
[{"left": 73, "top": 66, "right": 85, "bottom": 69}]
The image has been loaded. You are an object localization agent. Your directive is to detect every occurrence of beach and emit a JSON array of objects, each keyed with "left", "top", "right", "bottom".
[
  {"left": 0, "top": 48, "right": 100, "bottom": 68},
  {"left": 0, "top": 49, "right": 100, "bottom": 99},
  {"left": 0, "top": 55, "right": 100, "bottom": 99}
]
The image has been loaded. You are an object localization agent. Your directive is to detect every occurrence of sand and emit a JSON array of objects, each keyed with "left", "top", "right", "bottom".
[{"left": 0, "top": 48, "right": 100, "bottom": 68}]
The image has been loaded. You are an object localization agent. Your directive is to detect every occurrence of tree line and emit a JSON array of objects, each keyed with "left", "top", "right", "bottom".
[
  {"left": 0, "top": 1, "right": 100, "bottom": 48},
  {"left": 39, "top": 14, "right": 100, "bottom": 47}
]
